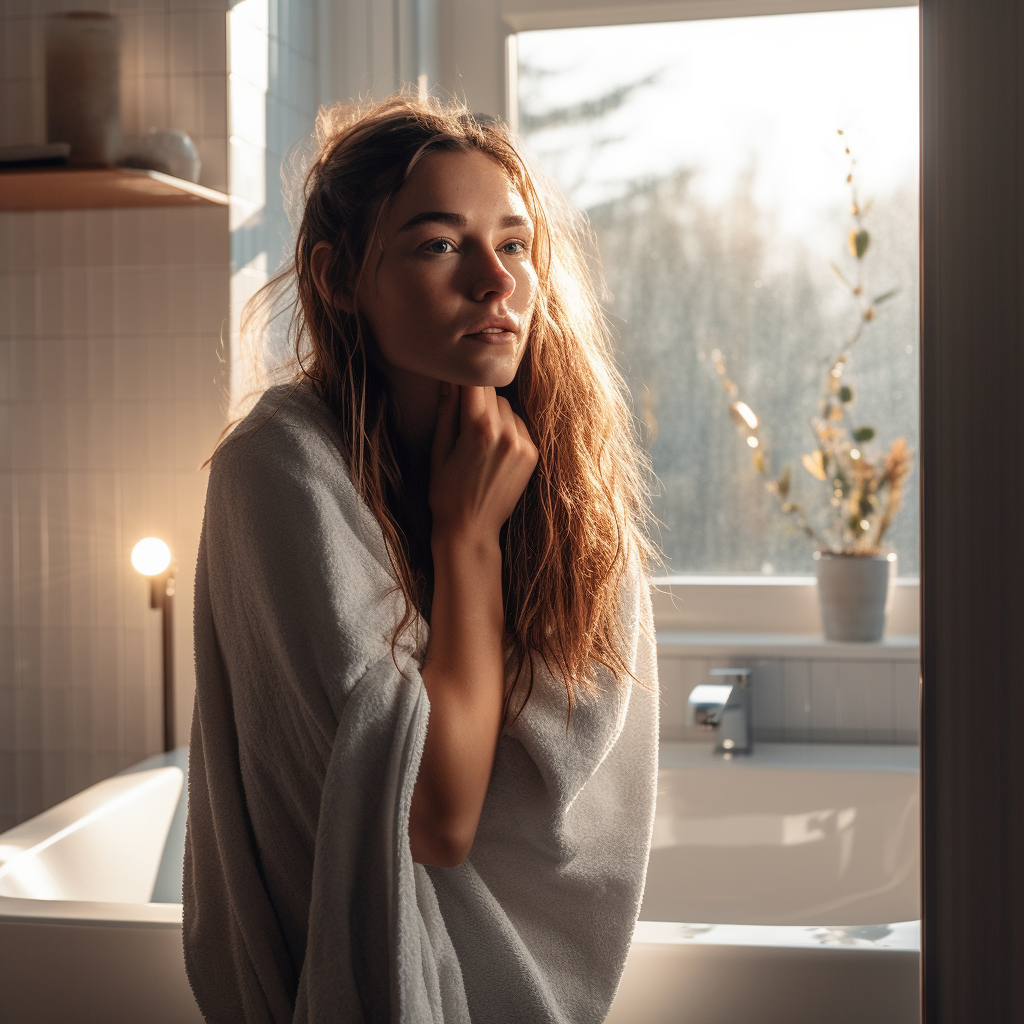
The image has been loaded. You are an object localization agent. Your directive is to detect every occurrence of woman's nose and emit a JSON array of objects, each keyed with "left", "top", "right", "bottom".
[{"left": 469, "top": 248, "right": 516, "bottom": 302}]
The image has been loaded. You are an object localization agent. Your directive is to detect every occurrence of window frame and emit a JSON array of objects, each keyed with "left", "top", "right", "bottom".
[
  {"left": 652, "top": 575, "right": 919, "bottom": 634},
  {"left": 438, "top": 0, "right": 917, "bottom": 131}
]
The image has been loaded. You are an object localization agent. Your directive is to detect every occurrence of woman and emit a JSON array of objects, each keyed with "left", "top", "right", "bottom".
[{"left": 184, "top": 95, "right": 659, "bottom": 1024}]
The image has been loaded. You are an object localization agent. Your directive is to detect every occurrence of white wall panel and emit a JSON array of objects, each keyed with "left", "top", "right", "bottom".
[
  {"left": 751, "top": 657, "right": 783, "bottom": 740},
  {"left": 894, "top": 660, "right": 920, "bottom": 744},
  {"left": 860, "top": 661, "right": 896, "bottom": 741},
  {"left": 656, "top": 648, "right": 917, "bottom": 745}
]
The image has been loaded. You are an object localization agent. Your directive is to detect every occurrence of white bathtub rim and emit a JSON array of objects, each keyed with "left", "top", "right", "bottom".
[
  {"left": 0, "top": 893, "right": 919, "bottom": 956},
  {"left": 633, "top": 918, "right": 920, "bottom": 952},
  {"left": 0, "top": 894, "right": 183, "bottom": 929}
]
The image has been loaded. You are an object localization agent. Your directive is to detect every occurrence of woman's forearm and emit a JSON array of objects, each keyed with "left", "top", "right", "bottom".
[
  {"left": 410, "top": 383, "right": 537, "bottom": 867},
  {"left": 409, "top": 531, "right": 506, "bottom": 867}
]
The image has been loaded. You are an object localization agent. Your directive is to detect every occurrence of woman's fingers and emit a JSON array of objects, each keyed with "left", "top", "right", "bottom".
[
  {"left": 459, "top": 385, "right": 489, "bottom": 438},
  {"left": 495, "top": 394, "right": 514, "bottom": 427},
  {"left": 459, "top": 387, "right": 514, "bottom": 454},
  {"left": 430, "top": 384, "right": 538, "bottom": 542}
]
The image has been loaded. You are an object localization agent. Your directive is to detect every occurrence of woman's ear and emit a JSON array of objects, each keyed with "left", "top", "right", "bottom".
[{"left": 310, "top": 241, "right": 355, "bottom": 314}]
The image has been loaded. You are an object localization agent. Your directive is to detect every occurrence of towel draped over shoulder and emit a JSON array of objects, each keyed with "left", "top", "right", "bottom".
[{"left": 183, "top": 383, "right": 659, "bottom": 1024}]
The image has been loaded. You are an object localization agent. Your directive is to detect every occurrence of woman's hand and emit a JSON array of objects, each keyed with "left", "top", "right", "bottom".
[
  {"left": 428, "top": 383, "right": 538, "bottom": 546},
  {"left": 408, "top": 383, "right": 537, "bottom": 869}
]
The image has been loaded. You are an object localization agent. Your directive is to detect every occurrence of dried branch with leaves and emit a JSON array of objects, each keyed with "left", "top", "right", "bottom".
[{"left": 712, "top": 133, "right": 915, "bottom": 556}]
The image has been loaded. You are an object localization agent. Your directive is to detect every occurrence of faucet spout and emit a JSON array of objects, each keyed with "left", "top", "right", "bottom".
[
  {"left": 688, "top": 668, "right": 753, "bottom": 755},
  {"left": 687, "top": 683, "right": 736, "bottom": 729}
]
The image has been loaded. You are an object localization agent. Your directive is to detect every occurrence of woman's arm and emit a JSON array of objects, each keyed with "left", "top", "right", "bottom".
[{"left": 408, "top": 383, "right": 537, "bottom": 867}]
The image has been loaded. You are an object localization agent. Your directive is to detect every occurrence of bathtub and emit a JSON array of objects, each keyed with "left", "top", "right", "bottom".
[
  {"left": 607, "top": 741, "right": 920, "bottom": 1023},
  {"left": 0, "top": 742, "right": 919, "bottom": 1023},
  {"left": 0, "top": 749, "right": 200, "bottom": 1024}
]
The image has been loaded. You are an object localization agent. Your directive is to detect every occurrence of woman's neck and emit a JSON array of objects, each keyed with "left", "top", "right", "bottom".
[
  {"left": 382, "top": 367, "right": 438, "bottom": 602},
  {"left": 385, "top": 364, "right": 442, "bottom": 467}
]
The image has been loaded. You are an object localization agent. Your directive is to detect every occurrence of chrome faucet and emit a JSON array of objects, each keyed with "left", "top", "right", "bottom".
[{"left": 688, "top": 668, "right": 752, "bottom": 756}]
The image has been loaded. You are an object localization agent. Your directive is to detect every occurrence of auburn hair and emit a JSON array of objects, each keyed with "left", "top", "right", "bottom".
[{"left": 234, "top": 93, "right": 655, "bottom": 720}]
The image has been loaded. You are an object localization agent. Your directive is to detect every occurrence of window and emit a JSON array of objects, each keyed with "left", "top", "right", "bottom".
[{"left": 517, "top": 7, "right": 919, "bottom": 576}]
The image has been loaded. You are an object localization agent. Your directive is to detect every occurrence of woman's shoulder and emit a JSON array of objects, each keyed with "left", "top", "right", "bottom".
[
  {"left": 203, "top": 380, "right": 371, "bottom": 539},
  {"left": 203, "top": 380, "right": 395, "bottom": 571},
  {"left": 212, "top": 381, "right": 347, "bottom": 484}
]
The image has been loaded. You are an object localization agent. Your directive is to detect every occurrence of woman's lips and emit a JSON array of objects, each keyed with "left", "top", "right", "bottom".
[{"left": 465, "top": 328, "right": 516, "bottom": 343}]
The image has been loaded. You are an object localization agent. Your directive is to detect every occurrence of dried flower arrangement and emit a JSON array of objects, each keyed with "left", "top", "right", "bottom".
[{"left": 713, "top": 132, "right": 914, "bottom": 556}]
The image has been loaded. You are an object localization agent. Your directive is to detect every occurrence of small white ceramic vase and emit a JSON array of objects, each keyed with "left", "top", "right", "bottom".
[
  {"left": 120, "top": 129, "right": 202, "bottom": 183},
  {"left": 813, "top": 550, "right": 897, "bottom": 642}
]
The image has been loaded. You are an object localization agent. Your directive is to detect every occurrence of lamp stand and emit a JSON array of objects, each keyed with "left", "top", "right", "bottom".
[{"left": 150, "top": 572, "right": 176, "bottom": 752}]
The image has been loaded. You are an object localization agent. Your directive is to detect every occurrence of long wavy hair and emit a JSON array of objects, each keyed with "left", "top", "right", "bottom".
[{"left": 235, "top": 93, "right": 655, "bottom": 720}]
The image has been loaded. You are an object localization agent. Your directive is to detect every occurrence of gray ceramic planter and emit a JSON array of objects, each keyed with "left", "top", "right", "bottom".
[{"left": 813, "top": 551, "right": 897, "bottom": 642}]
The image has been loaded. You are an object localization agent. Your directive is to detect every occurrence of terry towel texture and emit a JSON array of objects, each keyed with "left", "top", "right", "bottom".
[{"left": 184, "top": 383, "right": 659, "bottom": 1024}]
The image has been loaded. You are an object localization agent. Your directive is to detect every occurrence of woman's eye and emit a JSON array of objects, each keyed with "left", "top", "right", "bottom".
[
  {"left": 500, "top": 240, "right": 527, "bottom": 255},
  {"left": 424, "top": 239, "right": 455, "bottom": 254}
]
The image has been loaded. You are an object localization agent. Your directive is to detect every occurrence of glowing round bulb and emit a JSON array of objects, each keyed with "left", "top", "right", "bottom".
[
  {"left": 131, "top": 537, "right": 171, "bottom": 576},
  {"left": 850, "top": 448, "right": 861, "bottom": 460},
  {"left": 746, "top": 436, "right": 759, "bottom": 448}
]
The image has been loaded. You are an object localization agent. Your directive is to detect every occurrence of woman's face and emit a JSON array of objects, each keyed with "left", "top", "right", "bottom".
[{"left": 358, "top": 148, "right": 538, "bottom": 390}]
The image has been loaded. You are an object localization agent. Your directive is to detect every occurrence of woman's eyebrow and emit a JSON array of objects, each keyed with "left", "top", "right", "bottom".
[
  {"left": 400, "top": 211, "right": 465, "bottom": 231},
  {"left": 500, "top": 214, "right": 532, "bottom": 230},
  {"left": 398, "top": 211, "right": 533, "bottom": 231}
]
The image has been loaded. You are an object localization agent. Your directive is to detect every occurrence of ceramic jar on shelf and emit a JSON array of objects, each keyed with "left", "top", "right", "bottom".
[{"left": 45, "top": 12, "right": 121, "bottom": 167}]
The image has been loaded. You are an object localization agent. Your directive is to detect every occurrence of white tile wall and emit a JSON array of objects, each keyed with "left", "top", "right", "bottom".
[
  {"left": 0, "top": 2, "right": 230, "bottom": 831},
  {"left": 0, "top": 0, "right": 571, "bottom": 832},
  {"left": 0, "top": 207, "right": 228, "bottom": 829},
  {"left": 658, "top": 652, "right": 920, "bottom": 745}
]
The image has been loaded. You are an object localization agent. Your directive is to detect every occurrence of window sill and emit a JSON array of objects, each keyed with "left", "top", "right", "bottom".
[{"left": 651, "top": 575, "right": 920, "bottom": 637}]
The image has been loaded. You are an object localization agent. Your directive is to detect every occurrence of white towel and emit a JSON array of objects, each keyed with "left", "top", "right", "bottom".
[{"left": 184, "top": 382, "right": 659, "bottom": 1023}]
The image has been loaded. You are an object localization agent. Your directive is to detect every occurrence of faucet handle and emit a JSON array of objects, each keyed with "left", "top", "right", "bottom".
[{"left": 710, "top": 667, "right": 751, "bottom": 687}]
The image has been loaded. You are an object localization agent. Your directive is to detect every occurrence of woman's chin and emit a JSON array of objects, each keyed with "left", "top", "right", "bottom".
[{"left": 450, "top": 360, "right": 521, "bottom": 390}]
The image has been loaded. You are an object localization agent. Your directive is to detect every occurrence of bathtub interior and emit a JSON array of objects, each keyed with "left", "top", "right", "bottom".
[
  {"left": 0, "top": 748, "right": 187, "bottom": 904},
  {"left": 127, "top": 748, "right": 190, "bottom": 903},
  {"left": 643, "top": 742, "right": 920, "bottom": 926}
]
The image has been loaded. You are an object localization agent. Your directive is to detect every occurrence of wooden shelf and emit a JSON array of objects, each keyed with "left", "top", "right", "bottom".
[{"left": 0, "top": 167, "right": 228, "bottom": 211}]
